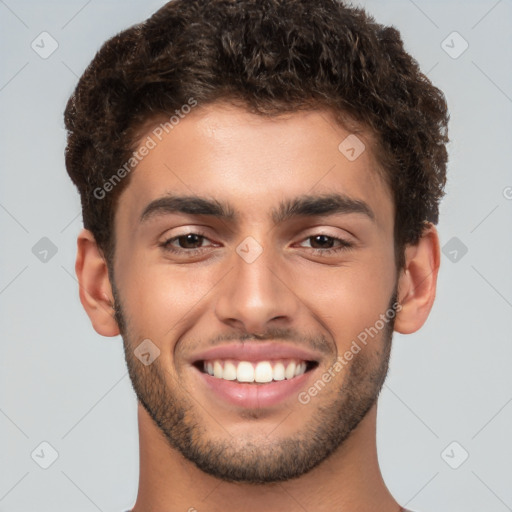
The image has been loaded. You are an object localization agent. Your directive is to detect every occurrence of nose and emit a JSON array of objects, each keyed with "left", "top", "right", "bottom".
[{"left": 214, "top": 242, "right": 300, "bottom": 335}]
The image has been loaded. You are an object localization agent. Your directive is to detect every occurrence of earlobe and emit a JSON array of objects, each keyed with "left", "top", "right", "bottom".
[
  {"left": 75, "top": 228, "right": 120, "bottom": 337},
  {"left": 394, "top": 223, "right": 441, "bottom": 335}
]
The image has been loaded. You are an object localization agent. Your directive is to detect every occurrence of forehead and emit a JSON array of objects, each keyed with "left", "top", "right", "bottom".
[{"left": 116, "top": 102, "right": 394, "bottom": 232}]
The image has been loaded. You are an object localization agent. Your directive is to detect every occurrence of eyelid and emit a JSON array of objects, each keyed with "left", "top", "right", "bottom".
[
  {"left": 159, "top": 226, "right": 211, "bottom": 241},
  {"left": 295, "top": 227, "right": 354, "bottom": 243},
  {"left": 158, "top": 229, "right": 356, "bottom": 257},
  {"left": 295, "top": 233, "right": 353, "bottom": 250}
]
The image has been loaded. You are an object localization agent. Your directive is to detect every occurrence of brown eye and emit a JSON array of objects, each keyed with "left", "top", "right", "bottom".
[
  {"left": 308, "top": 234, "right": 337, "bottom": 249},
  {"left": 298, "top": 234, "right": 353, "bottom": 256},
  {"left": 159, "top": 231, "right": 215, "bottom": 255},
  {"left": 169, "top": 233, "right": 205, "bottom": 249}
]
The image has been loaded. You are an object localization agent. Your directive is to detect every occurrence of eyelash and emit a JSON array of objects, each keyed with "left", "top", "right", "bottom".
[{"left": 159, "top": 232, "right": 354, "bottom": 257}]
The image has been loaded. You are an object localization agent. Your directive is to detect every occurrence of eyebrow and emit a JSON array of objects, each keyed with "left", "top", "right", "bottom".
[{"left": 139, "top": 193, "right": 375, "bottom": 225}]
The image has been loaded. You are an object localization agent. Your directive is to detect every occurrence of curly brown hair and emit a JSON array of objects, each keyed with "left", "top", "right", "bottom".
[{"left": 64, "top": 0, "right": 449, "bottom": 272}]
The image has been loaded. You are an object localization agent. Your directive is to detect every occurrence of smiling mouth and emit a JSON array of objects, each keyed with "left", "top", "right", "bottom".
[{"left": 193, "top": 359, "right": 319, "bottom": 384}]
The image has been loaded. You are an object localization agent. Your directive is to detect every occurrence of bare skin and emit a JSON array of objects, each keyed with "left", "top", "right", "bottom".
[{"left": 75, "top": 101, "right": 440, "bottom": 512}]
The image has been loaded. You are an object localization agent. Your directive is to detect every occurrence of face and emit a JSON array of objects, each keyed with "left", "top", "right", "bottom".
[{"left": 110, "top": 102, "right": 399, "bottom": 483}]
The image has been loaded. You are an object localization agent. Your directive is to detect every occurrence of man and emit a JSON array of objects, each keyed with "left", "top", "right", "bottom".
[{"left": 64, "top": 0, "right": 449, "bottom": 510}]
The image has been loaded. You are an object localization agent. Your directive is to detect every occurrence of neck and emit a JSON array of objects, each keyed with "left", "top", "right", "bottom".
[{"left": 131, "top": 402, "right": 400, "bottom": 512}]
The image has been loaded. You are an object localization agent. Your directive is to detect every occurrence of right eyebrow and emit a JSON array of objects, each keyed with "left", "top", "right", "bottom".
[{"left": 139, "top": 195, "right": 237, "bottom": 224}]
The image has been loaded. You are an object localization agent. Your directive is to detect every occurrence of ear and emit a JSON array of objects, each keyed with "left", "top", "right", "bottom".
[
  {"left": 394, "top": 223, "right": 441, "bottom": 334},
  {"left": 75, "top": 228, "right": 120, "bottom": 337}
]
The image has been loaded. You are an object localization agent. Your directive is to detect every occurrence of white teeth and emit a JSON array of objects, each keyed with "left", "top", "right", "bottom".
[
  {"left": 237, "top": 361, "right": 254, "bottom": 382},
  {"left": 202, "top": 359, "right": 309, "bottom": 383},
  {"left": 285, "top": 362, "right": 296, "bottom": 379},
  {"left": 223, "top": 361, "right": 237, "bottom": 380},
  {"left": 273, "top": 362, "right": 285, "bottom": 381},
  {"left": 213, "top": 361, "right": 223, "bottom": 378},
  {"left": 294, "top": 362, "right": 306, "bottom": 377},
  {"left": 254, "top": 361, "right": 273, "bottom": 383}
]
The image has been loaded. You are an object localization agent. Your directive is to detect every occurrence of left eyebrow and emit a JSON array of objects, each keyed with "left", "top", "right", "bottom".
[
  {"left": 139, "top": 192, "right": 375, "bottom": 225},
  {"left": 271, "top": 193, "right": 376, "bottom": 224}
]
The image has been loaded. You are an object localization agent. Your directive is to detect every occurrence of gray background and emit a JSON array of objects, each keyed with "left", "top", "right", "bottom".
[{"left": 1, "top": 0, "right": 511, "bottom": 511}]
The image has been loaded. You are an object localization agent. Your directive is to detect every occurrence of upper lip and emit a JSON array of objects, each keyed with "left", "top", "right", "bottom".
[{"left": 189, "top": 342, "right": 322, "bottom": 364}]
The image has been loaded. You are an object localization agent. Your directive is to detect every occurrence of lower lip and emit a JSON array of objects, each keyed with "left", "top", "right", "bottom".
[{"left": 195, "top": 366, "right": 315, "bottom": 409}]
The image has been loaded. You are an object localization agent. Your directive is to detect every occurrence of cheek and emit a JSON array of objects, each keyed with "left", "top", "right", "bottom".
[
  {"left": 293, "top": 257, "right": 395, "bottom": 347},
  {"left": 117, "top": 258, "right": 218, "bottom": 336}
]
